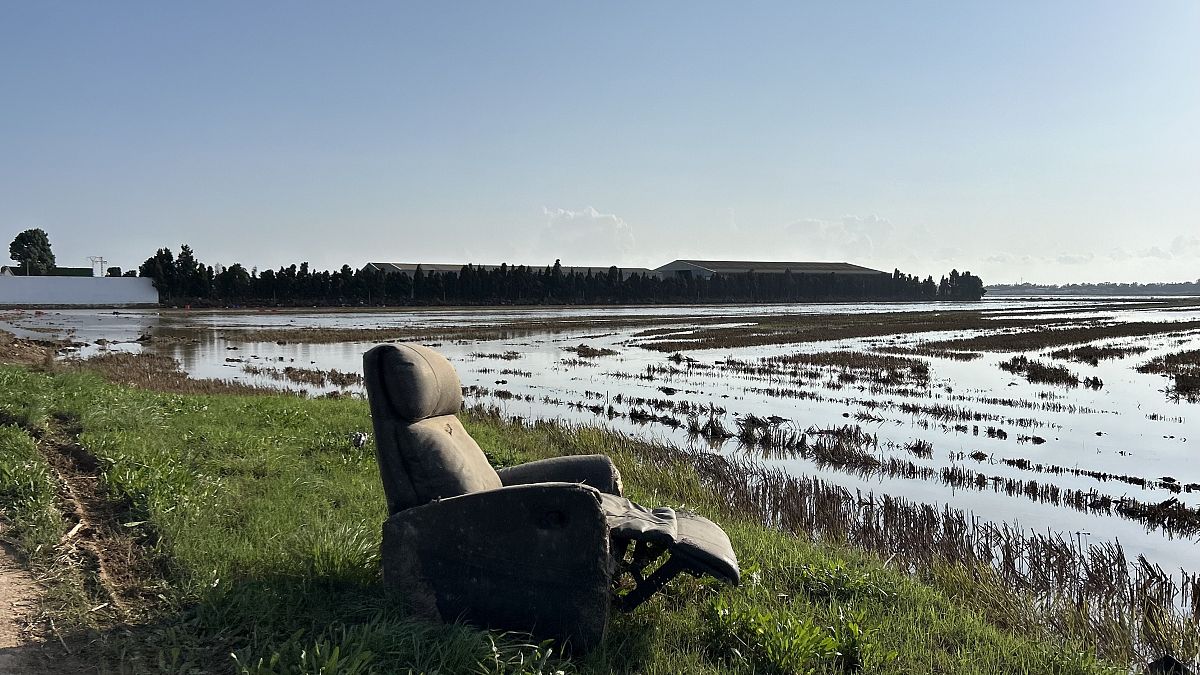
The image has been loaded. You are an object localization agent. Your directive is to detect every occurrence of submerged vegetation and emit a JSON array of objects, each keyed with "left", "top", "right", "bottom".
[
  {"left": 1138, "top": 350, "right": 1200, "bottom": 401},
  {"left": 564, "top": 344, "right": 619, "bottom": 358},
  {"left": 874, "top": 345, "right": 984, "bottom": 361},
  {"left": 929, "top": 320, "right": 1200, "bottom": 352},
  {"left": 1137, "top": 349, "right": 1200, "bottom": 377},
  {"left": 769, "top": 351, "right": 930, "bottom": 379},
  {"left": 637, "top": 309, "right": 1081, "bottom": 352},
  {"left": 1049, "top": 344, "right": 1149, "bottom": 366},
  {"left": 241, "top": 363, "right": 363, "bottom": 389},
  {"left": 999, "top": 355, "right": 1081, "bottom": 386}
]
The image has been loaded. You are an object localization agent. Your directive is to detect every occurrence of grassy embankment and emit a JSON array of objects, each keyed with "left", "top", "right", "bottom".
[{"left": 0, "top": 360, "right": 1191, "bottom": 673}]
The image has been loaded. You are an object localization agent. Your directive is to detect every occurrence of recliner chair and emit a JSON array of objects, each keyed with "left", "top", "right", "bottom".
[{"left": 364, "top": 343, "right": 739, "bottom": 651}]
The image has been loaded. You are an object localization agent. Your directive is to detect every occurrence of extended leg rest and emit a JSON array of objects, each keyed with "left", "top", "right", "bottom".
[{"left": 599, "top": 494, "right": 739, "bottom": 610}]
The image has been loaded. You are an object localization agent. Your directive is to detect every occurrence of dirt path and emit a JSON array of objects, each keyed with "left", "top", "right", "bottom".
[
  {"left": 2, "top": 534, "right": 103, "bottom": 675},
  {"left": 0, "top": 536, "right": 53, "bottom": 673},
  {"left": 0, "top": 423, "right": 124, "bottom": 675}
]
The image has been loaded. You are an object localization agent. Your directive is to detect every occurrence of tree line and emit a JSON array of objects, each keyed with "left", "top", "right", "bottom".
[
  {"left": 135, "top": 245, "right": 985, "bottom": 306},
  {"left": 987, "top": 281, "right": 1200, "bottom": 296}
]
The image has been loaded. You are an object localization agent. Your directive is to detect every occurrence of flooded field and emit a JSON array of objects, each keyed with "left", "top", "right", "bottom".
[{"left": 5, "top": 297, "right": 1200, "bottom": 575}]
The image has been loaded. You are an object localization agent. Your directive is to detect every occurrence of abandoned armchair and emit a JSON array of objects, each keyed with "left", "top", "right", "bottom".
[{"left": 363, "top": 343, "right": 739, "bottom": 651}]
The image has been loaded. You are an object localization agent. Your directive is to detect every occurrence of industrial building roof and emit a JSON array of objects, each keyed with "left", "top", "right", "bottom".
[
  {"left": 362, "top": 262, "right": 658, "bottom": 276},
  {"left": 657, "top": 260, "right": 887, "bottom": 275},
  {"left": 361, "top": 260, "right": 887, "bottom": 278}
]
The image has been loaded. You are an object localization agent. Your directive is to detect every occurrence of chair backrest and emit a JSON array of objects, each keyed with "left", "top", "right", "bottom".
[{"left": 364, "top": 344, "right": 502, "bottom": 514}]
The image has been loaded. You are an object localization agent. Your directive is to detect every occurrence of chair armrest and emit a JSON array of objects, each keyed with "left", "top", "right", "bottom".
[
  {"left": 496, "top": 455, "right": 623, "bottom": 496},
  {"left": 382, "top": 483, "right": 611, "bottom": 651}
]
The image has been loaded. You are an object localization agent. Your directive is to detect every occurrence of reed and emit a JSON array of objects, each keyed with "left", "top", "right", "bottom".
[
  {"left": 709, "top": 350, "right": 933, "bottom": 395},
  {"left": 622, "top": 434, "right": 1200, "bottom": 660},
  {"left": 715, "top": 417, "right": 1200, "bottom": 537},
  {"left": 903, "top": 439, "right": 933, "bottom": 458},
  {"left": 1049, "top": 344, "right": 1149, "bottom": 366},
  {"left": 1000, "top": 355, "right": 1081, "bottom": 386},
  {"left": 564, "top": 344, "right": 619, "bottom": 358},
  {"left": 1139, "top": 350, "right": 1200, "bottom": 375},
  {"left": 875, "top": 345, "right": 983, "bottom": 361},
  {"left": 1137, "top": 350, "right": 1200, "bottom": 401},
  {"left": 928, "top": 320, "right": 1200, "bottom": 352},
  {"left": 242, "top": 363, "right": 363, "bottom": 388},
  {"left": 469, "top": 350, "right": 523, "bottom": 360}
]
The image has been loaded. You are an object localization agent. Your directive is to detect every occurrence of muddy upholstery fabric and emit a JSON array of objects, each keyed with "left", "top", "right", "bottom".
[
  {"left": 382, "top": 482, "right": 611, "bottom": 651},
  {"left": 673, "top": 512, "right": 741, "bottom": 583},
  {"left": 364, "top": 344, "right": 500, "bottom": 513},
  {"left": 376, "top": 342, "right": 464, "bottom": 422},
  {"left": 496, "top": 454, "right": 622, "bottom": 495},
  {"left": 398, "top": 416, "right": 502, "bottom": 502},
  {"left": 599, "top": 493, "right": 739, "bottom": 585},
  {"left": 600, "top": 494, "right": 679, "bottom": 546}
]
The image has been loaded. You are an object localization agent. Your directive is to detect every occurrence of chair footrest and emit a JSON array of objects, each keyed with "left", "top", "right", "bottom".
[
  {"left": 673, "top": 511, "right": 740, "bottom": 585},
  {"left": 600, "top": 493, "right": 739, "bottom": 611}
]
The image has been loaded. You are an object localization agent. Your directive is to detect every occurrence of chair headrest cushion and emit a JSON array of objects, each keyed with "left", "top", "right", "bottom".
[{"left": 378, "top": 343, "right": 464, "bottom": 422}]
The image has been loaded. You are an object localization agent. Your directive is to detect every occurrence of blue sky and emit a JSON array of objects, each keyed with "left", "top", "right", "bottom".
[{"left": 3, "top": 2, "right": 1198, "bottom": 283}]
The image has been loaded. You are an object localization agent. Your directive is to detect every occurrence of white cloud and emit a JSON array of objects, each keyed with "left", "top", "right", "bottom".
[
  {"left": 990, "top": 238, "right": 1198, "bottom": 270},
  {"left": 785, "top": 214, "right": 898, "bottom": 260},
  {"left": 1056, "top": 253, "right": 1094, "bottom": 265},
  {"left": 1089, "top": 236, "right": 1200, "bottom": 264},
  {"left": 538, "top": 206, "right": 636, "bottom": 265},
  {"left": 1170, "top": 235, "right": 1200, "bottom": 258},
  {"left": 976, "top": 238, "right": 1200, "bottom": 283},
  {"left": 932, "top": 247, "right": 963, "bottom": 262}
]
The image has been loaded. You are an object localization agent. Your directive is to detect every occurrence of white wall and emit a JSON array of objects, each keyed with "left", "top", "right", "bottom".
[{"left": 0, "top": 277, "right": 158, "bottom": 307}]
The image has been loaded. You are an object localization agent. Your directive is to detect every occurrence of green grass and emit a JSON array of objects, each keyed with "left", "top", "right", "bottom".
[
  {"left": 0, "top": 364, "right": 1145, "bottom": 673},
  {"left": 0, "top": 423, "right": 60, "bottom": 554}
]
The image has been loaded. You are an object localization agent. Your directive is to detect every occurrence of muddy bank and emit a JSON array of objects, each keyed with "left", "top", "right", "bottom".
[{"left": 0, "top": 331, "right": 53, "bottom": 367}]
